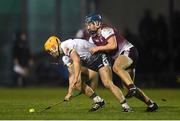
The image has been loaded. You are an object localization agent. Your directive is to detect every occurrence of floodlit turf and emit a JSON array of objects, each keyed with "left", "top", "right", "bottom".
[{"left": 0, "top": 87, "right": 180, "bottom": 120}]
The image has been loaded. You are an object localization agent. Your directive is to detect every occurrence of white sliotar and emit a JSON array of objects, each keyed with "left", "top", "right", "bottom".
[{"left": 62, "top": 55, "right": 72, "bottom": 66}]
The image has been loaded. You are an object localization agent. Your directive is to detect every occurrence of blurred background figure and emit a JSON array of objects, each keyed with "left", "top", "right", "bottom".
[
  {"left": 75, "top": 27, "right": 90, "bottom": 40},
  {"left": 138, "top": 9, "right": 156, "bottom": 74},
  {"left": 12, "top": 31, "right": 33, "bottom": 87}
]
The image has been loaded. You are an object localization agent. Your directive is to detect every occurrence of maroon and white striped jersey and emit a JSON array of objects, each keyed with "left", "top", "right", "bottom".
[{"left": 89, "top": 24, "right": 133, "bottom": 59}]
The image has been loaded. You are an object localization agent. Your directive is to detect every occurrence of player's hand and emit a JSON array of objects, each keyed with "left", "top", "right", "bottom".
[
  {"left": 64, "top": 93, "right": 72, "bottom": 101},
  {"left": 89, "top": 47, "right": 99, "bottom": 54},
  {"left": 62, "top": 55, "right": 72, "bottom": 66}
]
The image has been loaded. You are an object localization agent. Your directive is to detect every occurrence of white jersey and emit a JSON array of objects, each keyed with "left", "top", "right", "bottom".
[{"left": 60, "top": 39, "right": 96, "bottom": 61}]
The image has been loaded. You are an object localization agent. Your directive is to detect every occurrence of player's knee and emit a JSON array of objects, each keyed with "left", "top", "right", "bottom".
[
  {"left": 103, "top": 81, "right": 113, "bottom": 89},
  {"left": 113, "top": 64, "right": 124, "bottom": 73},
  {"left": 112, "top": 65, "right": 117, "bottom": 73}
]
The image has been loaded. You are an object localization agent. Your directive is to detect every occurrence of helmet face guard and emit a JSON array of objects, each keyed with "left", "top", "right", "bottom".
[
  {"left": 49, "top": 45, "right": 59, "bottom": 57},
  {"left": 87, "top": 28, "right": 98, "bottom": 36},
  {"left": 44, "top": 36, "right": 62, "bottom": 58},
  {"left": 85, "top": 13, "right": 102, "bottom": 36}
]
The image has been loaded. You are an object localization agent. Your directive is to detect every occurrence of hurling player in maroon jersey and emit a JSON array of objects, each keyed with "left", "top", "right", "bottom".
[{"left": 84, "top": 13, "right": 158, "bottom": 112}]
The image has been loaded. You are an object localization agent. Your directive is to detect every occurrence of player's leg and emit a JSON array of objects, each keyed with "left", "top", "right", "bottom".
[
  {"left": 81, "top": 66, "right": 99, "bottom": 90},
  {"left": 113, "top": 47, "right": 158, "bottom": 112},
  {"left": 134, "top": 87, "right": 158, "bottom": 111},
  {"left": 98, "top": 66, "right": 132, "bottom": 112},
  {"left": 74, "top": 76, "right": 104, "bottom": 112},
  {"left": 67, "top": 63, "right": 104, "bottom": 112},
  {"left": 127, "top": 68, "right": 135, "bottom": 82},
  {"left": 88, "top": 69, "right": 99, "bottom": 90},
  {"left": 80, "top": 66, "right": 90, "bottom": 86},
  {"left": 127, "top": 68, "right": 158, "bottom": 111},
  {"left": 126, "top": 69, "right": 154, "bottom": 99},
  {"left": 113, "top": 55, "right": 137, "bottom": 97}
]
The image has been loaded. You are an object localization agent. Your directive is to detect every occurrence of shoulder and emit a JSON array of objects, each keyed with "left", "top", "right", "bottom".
[
  {"left": 101, "top": 24, "right": 114, "bottom": 34},
  {"left": 101, "top": 26, "right": 115, "bottom": 39},
  {"left": 73, "top": 38, "right": 90, "bottom": 45},
  {"left": 60, "top": 39, "right": 74, "bottom": 55},
  {"left": 75, "top": 29, "right": 84, "bottom": 38},
  {"left": 61, "top": 39, "right": 73, "bottom": 47},
  {"left": 101, "top": 27, "right": 114, "bottom": 34},
  {"left": 73, "top": 38, "right": 86, "bottom": 41}
]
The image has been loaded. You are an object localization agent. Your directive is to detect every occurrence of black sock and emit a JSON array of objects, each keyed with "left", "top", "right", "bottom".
[
  {"left": 120, "top": 99, "right": 127, "bottom": 104},
  {"left": 134, "top": 88, "right": 147, "bottom": 103},
  {"left": 146, "top": 100, "right": 154, "bottom": 106},
  {"left": 127, "top": 84, "right": 136, "bottom": 90},
  {"left": 90, "top": 93, "right": 97, "bottom": 99}
]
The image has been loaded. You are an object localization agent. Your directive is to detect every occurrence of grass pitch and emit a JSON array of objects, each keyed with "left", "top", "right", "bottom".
[{"left": 0, "top": 87, "right": 180, "bottom": 120}]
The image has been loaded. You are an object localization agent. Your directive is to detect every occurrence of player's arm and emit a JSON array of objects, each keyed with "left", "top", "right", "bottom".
[
  {"left": 65, "top": 49, "right": 81, "bottom": 100},
  {"left": 70, "top": 49, "right": 81, "bottom": 86},
  {"left": 96, "top": 35, "right": 117, "bottom": 52},
  {"left": 89, "top": 36, "right": 117, "bottom": 54},
  {"left": 65, "top": 64, "right": 74, "bottom": 100}
]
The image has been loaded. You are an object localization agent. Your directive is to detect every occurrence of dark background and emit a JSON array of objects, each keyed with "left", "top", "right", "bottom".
[{"left": 0, "top": 0, "right": 180, "bottom": 87}]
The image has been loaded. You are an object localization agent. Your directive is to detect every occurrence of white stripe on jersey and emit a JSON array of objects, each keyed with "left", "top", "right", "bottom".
[{"left": 101, "top": 27, "right": 115, "bottom": 39}]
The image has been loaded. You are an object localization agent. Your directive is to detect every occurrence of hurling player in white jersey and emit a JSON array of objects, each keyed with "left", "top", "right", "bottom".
[
  {"left": 85, "top": 13, "right": 158, "bottom": 112},
  {"left": 44, "top": 36, "right": 132, "bottom": 112}
]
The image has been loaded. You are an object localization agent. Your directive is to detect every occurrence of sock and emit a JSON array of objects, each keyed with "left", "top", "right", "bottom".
[
  {"left": 134, "top": 88, "right": 154, "bottom": 107},
  {"left": 121, "top": 99, "right": 130, "bottom": 109},
  {"left": 93, "top": 96, "right": 103, "bottom": 103},
  {"left": 90, "top": 92, "right": 97, "bottom": 99},
  {"left": 146, "top": 100, "right": 154, "bottom": 107},
  {"left": 127, "top": 84, "right": 136, "bottom": 90},
  {"left": 134, "top": 88, "right": 147, "bottom": 102},
  {"left": 90, "top": 93, "right": 103, "bottom": 103}
]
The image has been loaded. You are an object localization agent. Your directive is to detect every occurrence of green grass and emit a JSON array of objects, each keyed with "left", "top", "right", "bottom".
[{"left": 0, "top": 87, "right": 180, "bottom": 120}]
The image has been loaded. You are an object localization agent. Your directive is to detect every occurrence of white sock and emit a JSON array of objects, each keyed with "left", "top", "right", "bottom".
[
  {"left": 148, "top": 103, "right": 155, "bottom": 108},
  {"left": 93, "top": 96, "right": 103, "bottom": 103},
  {"left": 122, "top": 103, "right": 130, "bottom": 109},
  {"left": 148, "top": 100, "right": 154, "bottom": 107}
]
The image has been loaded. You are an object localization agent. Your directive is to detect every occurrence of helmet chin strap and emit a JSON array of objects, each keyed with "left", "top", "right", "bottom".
[
  {"left": 88, "top": 21, "right": 101, "bottom": 36},
  {"left": 55, "top": 39, "right": 62, "bottom": 57},
  {"left": 89, "top": 29, "right": 98, "bottom": 36}
]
